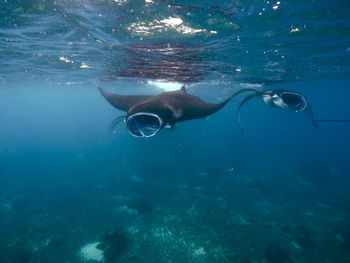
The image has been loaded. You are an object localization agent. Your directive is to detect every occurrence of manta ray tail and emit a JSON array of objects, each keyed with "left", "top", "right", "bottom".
[
  {"left": 314, "top": 119, "right": 350, "bottom": 123},
  {"left": 305, "top": 104, "right": 350, "bottom": 127}
]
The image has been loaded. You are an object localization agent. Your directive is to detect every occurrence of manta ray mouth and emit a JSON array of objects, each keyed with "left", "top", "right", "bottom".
[
  {"left": 273, "top": 92, "right": 307, "bottom": 112},
  {"left": 126, "top": 112, "right": 163, "bottom": 138}
]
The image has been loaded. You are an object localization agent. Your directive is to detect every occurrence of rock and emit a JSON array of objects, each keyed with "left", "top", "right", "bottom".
[{"left": 79, "top": 242, "right": 104, "bottom": 263}]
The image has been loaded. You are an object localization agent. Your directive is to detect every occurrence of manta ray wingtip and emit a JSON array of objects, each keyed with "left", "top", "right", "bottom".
[
  {"left": 98, "top": 86, "right": 110, "bottom": 98},
  {"left": 98, "top": 86, "right": 107, "bottom": 93}
]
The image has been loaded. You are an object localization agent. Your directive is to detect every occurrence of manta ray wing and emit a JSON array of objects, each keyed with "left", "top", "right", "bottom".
[{"left": 99, "top": 87, "right": 154, "bottom": 112}]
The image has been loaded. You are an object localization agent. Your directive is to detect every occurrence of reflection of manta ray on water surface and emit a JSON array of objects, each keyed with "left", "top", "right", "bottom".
[{"left": 104, "top": 43, "right": 207, "bottom": 84}]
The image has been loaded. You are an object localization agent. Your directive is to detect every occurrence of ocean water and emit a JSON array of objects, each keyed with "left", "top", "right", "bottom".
[{"left": 1, "top": 0, "right": 350, "bottom": 262}]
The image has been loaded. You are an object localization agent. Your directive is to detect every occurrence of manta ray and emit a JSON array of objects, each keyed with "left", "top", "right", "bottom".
[
  {"left": 99, "top": 86, "right": 233, "bottom": 137},
  {"left": 233, "top": 88, "right": 350, "bottom": 129}
]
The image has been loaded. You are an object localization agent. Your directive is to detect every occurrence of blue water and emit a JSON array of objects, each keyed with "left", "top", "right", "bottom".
[{"left": 1, "top": 0, "right": 350, "bottom": 262}]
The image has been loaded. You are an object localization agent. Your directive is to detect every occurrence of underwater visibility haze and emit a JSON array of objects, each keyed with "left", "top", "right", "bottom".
[{"left": 1, "top": 0, "right": 350, "bottom": 262}]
